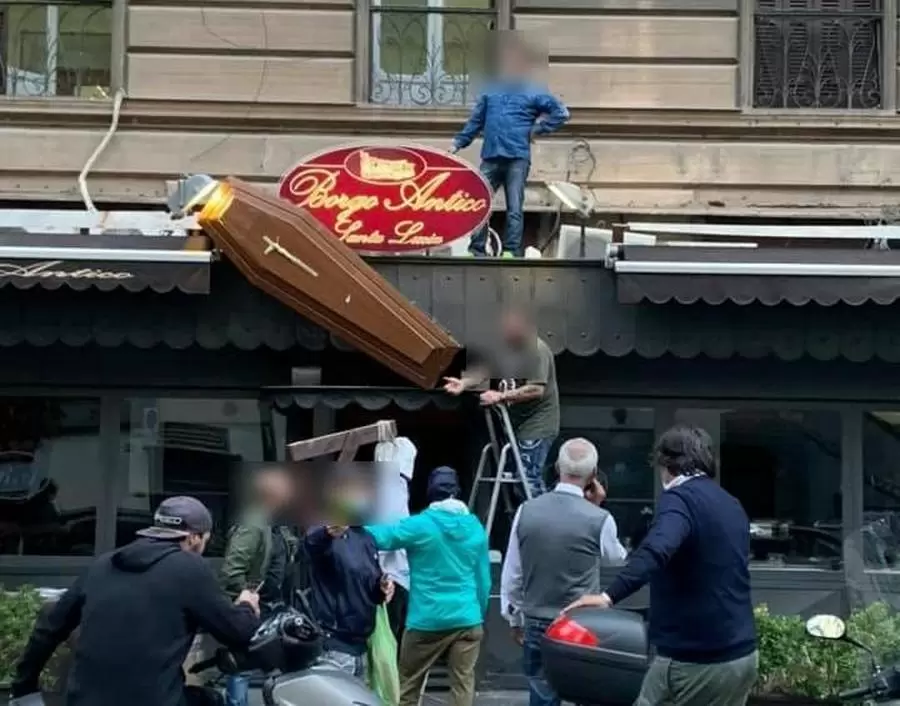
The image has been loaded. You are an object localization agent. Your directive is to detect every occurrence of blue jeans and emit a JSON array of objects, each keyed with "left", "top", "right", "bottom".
[
  {"left": 516, "top": 437, "right": 554, "bottom": 498},
  {"left": 469, "top": 158, "right": 529, "bottom": 256},
  {"left": 523, "top": 618, "right": 559, "bottom": 706},
  {"left": 224, "top": 675, "right": 249, "bottom": 706}
]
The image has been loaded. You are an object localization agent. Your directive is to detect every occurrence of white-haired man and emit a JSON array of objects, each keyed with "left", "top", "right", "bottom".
[{"left": 500, "top": 438, "right": 627, "bottom": 706}]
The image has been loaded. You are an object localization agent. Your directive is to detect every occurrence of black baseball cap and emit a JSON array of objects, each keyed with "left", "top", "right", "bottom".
[{"left": 137, "top": 496, "right": 213, "bottom": 540}]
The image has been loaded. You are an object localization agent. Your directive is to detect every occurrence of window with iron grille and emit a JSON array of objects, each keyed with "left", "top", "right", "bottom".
[
  {"left": 754, "top": 0, "right": 883, "bottom": 109},
  {"left": 0, "top": 1, "right": 112, "bottom": 98},
  {"left": 368, "top": 0, "right": 496, "bottom": 107}
]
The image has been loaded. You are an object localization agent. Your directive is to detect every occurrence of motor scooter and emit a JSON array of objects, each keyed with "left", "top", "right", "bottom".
[
  {"left": 540, "top": 607, "right": 900, "bottom": 705},
  {"left": 190, "top": 609, "right": 381, "bottom": 706}
]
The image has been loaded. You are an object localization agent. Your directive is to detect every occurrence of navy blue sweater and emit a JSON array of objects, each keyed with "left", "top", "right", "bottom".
[
  {"left": 305, "top": 525, "right": 384, "bottom": 655},
  {"left": 606, "top": 477, "right": 756, "bottom": 664}
]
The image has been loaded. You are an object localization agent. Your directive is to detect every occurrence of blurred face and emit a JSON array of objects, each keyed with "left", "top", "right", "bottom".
[
  {"left": 329, "top": 473, "right": 374, "bottom": 523},
  {"left": 501, "top": 311, "right": 531, "bottom": 347},
  {"left": 500, "top": 41, "right": 530, "bottom": 78},
  {"left": 255, "top": 469, "right": 293, "bottom": 514}
]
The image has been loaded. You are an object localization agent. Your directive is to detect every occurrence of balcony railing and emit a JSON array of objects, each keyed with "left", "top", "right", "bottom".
[
  {"left": 0, "top": 2, "right": 111, "bottom": 98},
  {"left": 753, "top": 0, "right": 883, "bottom": 109},
  {"left": 368, "top": 5, "right": 494, "bottom": 107}
]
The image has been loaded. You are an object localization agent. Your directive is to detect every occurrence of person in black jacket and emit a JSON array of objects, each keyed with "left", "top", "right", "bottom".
[
  {"left": 306, "top": 468, "right": 390, "bottom": 677},
  {"left": 11, "top": 496, "right": 261, "bottom": 706}
]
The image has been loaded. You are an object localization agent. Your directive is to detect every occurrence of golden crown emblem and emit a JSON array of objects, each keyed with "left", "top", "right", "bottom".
[{"left": 358, "top": 150, "right": 416, "bottom": 182}]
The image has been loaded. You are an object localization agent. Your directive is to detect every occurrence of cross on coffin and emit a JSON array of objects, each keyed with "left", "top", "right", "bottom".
[{"left": 286, "top": 420, "right": 397, "bottom": 463}]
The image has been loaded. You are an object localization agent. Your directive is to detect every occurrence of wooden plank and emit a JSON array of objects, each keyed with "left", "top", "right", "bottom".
[
  {"left": 515, "top": 16, "right": 738, "bottom": 60},
  {"left": 7, "top": 128, "right": 900, "bottom": 190},
  {"left": 547, "top": 64, "right": 738, "bottom": 109},
  {"left": 515, "top": 0, "right": 738, "bottom": 11},
  {"left": 128, "top": 6, "right": 353, "bottom": 53},
  {"left": 287, "top": 422, "right": 397, "bottom": 461},
  {"left": 126, "top": 54, "right": 353, "bottom": 103}
]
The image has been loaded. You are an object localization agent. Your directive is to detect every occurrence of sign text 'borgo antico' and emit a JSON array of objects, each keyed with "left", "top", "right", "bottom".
[{"left": 277, "top": 146, "right": 493, "bottom": 253}]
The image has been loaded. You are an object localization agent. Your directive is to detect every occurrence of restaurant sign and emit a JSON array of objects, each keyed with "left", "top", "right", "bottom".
[{"left": 278, "top": 145, "right": 493, "bottom": 253}]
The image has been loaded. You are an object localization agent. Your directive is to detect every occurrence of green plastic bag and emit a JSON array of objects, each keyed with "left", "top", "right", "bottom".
[{"left": 366, "top": 603, "right": 400, "bottom": 706}]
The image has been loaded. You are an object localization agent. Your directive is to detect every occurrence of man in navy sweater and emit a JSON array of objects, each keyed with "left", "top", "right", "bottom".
[{"left": 565, "top": 425, "right": 758, "bottom": 706}]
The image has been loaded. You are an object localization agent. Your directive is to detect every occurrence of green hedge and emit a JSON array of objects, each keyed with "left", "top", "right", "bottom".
[
  {"left": 755, "top": 602, "right": 900, "bottom": 700},
  {"left": 0, "top": 587, "right": 70, "bottom": 691}
]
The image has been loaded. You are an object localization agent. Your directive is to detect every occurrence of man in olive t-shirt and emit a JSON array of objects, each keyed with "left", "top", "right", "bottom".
[{"left": 443, "top": 310, "right": 560, "bottom": 497}]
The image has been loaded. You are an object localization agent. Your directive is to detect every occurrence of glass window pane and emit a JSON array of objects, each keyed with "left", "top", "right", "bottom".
[
  {"left": 677, "top": 408, "right": 842, "bottom": 570},
  {"left": 556, "top": 405, "right": 656, "bottom": 551},
  {"left": 863, "top": 411, "right": 900, "bottom": 571},
  {"left": 116, "top": 399, "right": 282, "bottom": 557},
  {"left": 377, "top": 10, "right": 428, "bottom": 76},
  {"left": 0, "top": 398, "right": 100, "bottom": 557},
  {"left": 2, "top": 3, "right": 111, "bottom": 98},
  {"left": 442, "top": 12, "right": 490, "bottom": 77}
]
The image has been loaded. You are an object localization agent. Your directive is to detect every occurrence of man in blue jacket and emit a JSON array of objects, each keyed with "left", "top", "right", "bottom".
[
  {"left": 365, "top": 466, "right": 491, "bottom": 706},
  {"left": 564, "top": 426, "right": 758, "bottom": 706},
  {"left": 450, "top": 33, "right": 569, "bottom": 258},
  {"left": 305, "top": 468, "right": 389, "bottom": 678}
]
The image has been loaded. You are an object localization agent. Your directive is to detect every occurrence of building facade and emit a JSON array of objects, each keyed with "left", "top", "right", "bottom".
[
  {"left": 1, "top": 0, "right": 898, "bottom": 219},
  {"left": 1, "top": 0, "right": 900, "bottom": 689}
]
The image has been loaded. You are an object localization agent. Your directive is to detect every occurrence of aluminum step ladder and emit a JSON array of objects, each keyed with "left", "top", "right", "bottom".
[{"left": 467, "top": 396, "right": 534, "bottom": 539}]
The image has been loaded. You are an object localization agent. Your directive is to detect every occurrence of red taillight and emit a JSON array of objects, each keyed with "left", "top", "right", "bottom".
[{"left": 546, "top": 616, "right": 600, "bottom": 647}]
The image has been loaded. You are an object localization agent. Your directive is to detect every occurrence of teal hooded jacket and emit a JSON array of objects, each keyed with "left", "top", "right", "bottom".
[{"left": 365, "top": 498, "right": 491, "bottom": 632}]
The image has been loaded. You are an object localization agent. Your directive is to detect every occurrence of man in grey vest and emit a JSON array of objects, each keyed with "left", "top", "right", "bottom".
[{"left": 500, "top": 438, "right": 627, "bottom": 706}]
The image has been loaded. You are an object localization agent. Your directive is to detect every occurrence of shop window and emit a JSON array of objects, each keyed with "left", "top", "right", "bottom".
[
  {"left": 0, "top": 397, "right": 101, "bottom": 557},
  {"left": 677, "top": 408, "right": 842, "bottom": 570},
  {"left": 368, "top": 0, "right": 494, "bottom": 107},
  {"left": 0, "top": 2, "right": 112, "bottom": 98},
  {"left": 555, "top": 405, "right": 656, "bottom": 552},
  {"left": 753, "top": 0, "right": 883, "bottom": 109},
  {"left": 115, "top": 399, "right": 285, "bottom": 557},
  {"left": 861, "top": 411, "right": 900, "bottom": 571}
]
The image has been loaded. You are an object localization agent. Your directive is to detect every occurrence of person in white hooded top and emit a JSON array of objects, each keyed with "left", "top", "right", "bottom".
[{"left": 374, "top": 436, "right": 418, "bottom": 641}]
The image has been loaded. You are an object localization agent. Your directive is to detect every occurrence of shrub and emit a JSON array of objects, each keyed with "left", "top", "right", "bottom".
[
  {"left": 755, "top": 602, "right": 900, "bottom": 701},
  {"left": 0, "top": 586, "right": 69, "bottom": 692}
]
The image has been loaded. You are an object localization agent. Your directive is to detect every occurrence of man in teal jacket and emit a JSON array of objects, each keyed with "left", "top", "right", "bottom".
[{"left": 365, "top": 466, "right": 491, "bottom": 706}]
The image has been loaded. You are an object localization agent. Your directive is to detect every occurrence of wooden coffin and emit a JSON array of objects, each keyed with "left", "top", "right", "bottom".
[{"left": 196, "top": 178, "right": 461, "bottom": 388}]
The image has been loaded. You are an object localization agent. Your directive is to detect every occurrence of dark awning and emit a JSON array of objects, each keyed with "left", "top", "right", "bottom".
[
  {"left": 613, "top": 246, "right": 900, "bottom": 306},
  {"left": 0, "top": 233, "right": 212, "bottom": 294},
  {"left": 263, "top": 386, "right": 461, "bottom": 412}
]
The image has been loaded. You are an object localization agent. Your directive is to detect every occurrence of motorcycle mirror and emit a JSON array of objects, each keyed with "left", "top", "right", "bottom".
[{"left": 805, "top": 614, "right": 847, "bottom": 640}]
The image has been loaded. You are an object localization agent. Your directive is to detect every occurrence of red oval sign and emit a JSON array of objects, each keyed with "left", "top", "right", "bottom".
[{"left": 278, "top": 145, "right": 492, "bottom": 253}]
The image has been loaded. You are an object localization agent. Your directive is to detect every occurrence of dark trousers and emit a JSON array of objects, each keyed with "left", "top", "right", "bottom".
[
  {"left": 387, "top": 583, "right": 410, "bottom": 645},
  {"left": 523, "top": 618, "right": 559, "bottom": 706},
  {"left": 469, "top": 158, "right": 529, "bottom": 256}
]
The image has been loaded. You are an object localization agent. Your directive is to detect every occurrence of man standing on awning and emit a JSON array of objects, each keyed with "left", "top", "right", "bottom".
[
  {"left": 444, "top": 309, "right": 559, "bottom": 498},
  {"left": 450, "top": 31, "right": 569, "bottom": 258}
]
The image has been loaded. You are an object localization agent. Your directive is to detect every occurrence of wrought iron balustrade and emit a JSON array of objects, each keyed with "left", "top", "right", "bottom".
[
  {"left": 369, "top": 7, "right": 494, "bottom": 107},
  {"left": 0, "top": 2, "right": 111, "bottom": 98},
  {"left": 754, "top": 0, "right": 883, "bottom": 110}
]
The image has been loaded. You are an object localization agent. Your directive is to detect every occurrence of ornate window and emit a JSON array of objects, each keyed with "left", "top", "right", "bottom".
[
  {"left": 0, "top": 1, "right": 112, "bottom": 98},
  {"left": 753, "top": 0, "right": 883, "bottom": 109},
  {"left": 368, "top": 0, "right": 496, "bottom": 107}
]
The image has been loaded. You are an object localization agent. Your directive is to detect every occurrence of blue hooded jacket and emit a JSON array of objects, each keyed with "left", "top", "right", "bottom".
[
  {"left": 365, "top": 497, "right": 491, "bottom": 632},
  {"left": 453, "top": 79, "right": 570, "bottom": 161}
]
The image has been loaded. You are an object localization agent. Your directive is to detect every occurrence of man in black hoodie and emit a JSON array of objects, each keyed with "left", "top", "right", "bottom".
[{"left": 11, "top": 496, "right": 261, "bottom": 706}]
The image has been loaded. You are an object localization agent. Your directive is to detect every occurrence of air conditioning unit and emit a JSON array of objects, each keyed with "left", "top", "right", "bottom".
[{"left": 556, "top": 225, "right": 657, "bottom": 259}]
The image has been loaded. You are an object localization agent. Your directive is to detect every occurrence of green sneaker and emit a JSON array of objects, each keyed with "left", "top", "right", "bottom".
[{"left": 500, "top": 251, "right": 516, "bottom": 259}]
